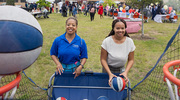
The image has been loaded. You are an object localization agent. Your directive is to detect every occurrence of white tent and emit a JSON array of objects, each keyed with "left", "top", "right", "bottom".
[
  {"left": 26, "top": 0, "right": 55, "bottom": 3},
  {"left": 114, "top": 1, "right": 120, "bottom": 4}
]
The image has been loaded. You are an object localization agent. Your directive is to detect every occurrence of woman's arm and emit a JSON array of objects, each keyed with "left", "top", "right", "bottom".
[
  {"left": 73, "top": 39, "right": 88, "bottom": 78},
  {"left": 120, "top": 51, "right": 134, "bottom": 83},
  {"left": 73, "top": 58, "right": 87, "bottom": 78},
  {"left": 51, "top": 55, "right": 64, "bottom": 75},
  {"left": 100, "top": 48, "right": 116, "bottom": 86}
]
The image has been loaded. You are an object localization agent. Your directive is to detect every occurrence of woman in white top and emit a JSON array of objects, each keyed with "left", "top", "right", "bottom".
[
  {"left": 106, "top": 4, "right": 110, "bottom": 16},
  {"left": 100, "top": 19, "right": 135, "bottom": 86}
]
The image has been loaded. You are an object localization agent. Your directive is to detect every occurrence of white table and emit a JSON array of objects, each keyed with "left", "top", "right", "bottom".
[
  {"left": 31, "top": 12, "right": 43, "bottom": 18},
  {"left": 128, "top": 13, "right": 133, "bottom": 18},
  {"left": 118, "top": 12, "right": 127, "bottom": 18},
  {"left": 154, "top": 14, "right": 167, "bottom": 23}
]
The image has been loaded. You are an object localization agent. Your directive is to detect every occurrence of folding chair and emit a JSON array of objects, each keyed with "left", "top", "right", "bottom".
[
  {"left": 144, "top": 16, "right": 147, "bottom": 20},
  {"left": 172, "top": 15, "right": 178, "bottom": 23},
  {"left": 114, "top": 12, "right": 118, "bottom": 17},
  {"left": 174, "top": 15, "right": 178, "bottom": 19},
  {"left": 144, "top": 16, "right": 148, "bottom": 22},
  {"left": 163, "top": 15, "right": 170, "bottom": 23},
  {"left": 133, "top": 14, "right": 139, "bottom": 18},
  {"left": 109, "top": 12, "right": 113, "bottom": 17},
  {"left": 48, "top": 72, "right": 131, "bottom": 100}
]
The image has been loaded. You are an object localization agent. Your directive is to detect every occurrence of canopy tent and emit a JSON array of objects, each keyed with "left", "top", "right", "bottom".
[
  {"left": 95, "top": 0, "right": 120, "bottom": 4},
  {"left": 95, "top": 0, "right": 104, "bottom": 4},
  {"left": 114, "top": 1, "right": 120, "bottom": 4},
  {"left": 26, "top": 0, "right": 55, "bottom": 3}
]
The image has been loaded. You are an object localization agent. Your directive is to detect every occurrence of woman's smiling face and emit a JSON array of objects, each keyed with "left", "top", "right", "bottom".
[
  {"left": 66, "top": 19, "right": 77, "bottom": 35},
  {"left": 113, "top": 22, "right": 126, "bottom": 38}
]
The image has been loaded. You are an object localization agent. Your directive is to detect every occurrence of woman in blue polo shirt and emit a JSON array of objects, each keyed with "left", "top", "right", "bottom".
[{"left": 50, "top": 17, "right": 88, "bottom": 78}]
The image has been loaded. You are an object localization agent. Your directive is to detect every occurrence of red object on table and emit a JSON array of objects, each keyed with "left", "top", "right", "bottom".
[
  {"left": 129, "top": 9, "right": 133, "bottom": 13},
  {"left": 122, "top": 9, "right": 126, "bottom": 13}
]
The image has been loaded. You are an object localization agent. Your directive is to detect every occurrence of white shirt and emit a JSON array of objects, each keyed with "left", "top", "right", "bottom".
[
  {"left": 43, "top": 8, "right": 48, "bottom": 13},
  {"left": 125, "top": 6, "right": 129, "bottom": 10},
  {"left": 101, "top": 36, "right": 136, "bottom": 68},
  {"left": 170, "top": 12, "right": 175, "bottom": 18},
  {"left": 58, "top": 2, "right": 63, "bottom": 10}
]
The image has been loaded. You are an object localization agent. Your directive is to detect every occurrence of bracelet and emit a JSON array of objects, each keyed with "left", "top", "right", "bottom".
[{"left": 80, "top": 64, "right": 84, "bottom": 68}]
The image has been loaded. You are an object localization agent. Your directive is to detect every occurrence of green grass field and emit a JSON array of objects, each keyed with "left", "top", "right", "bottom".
[{"left": 24, "top": 13, "right": 180, "bottom": 88}]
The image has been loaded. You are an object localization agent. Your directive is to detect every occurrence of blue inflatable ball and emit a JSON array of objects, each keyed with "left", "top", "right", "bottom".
[
  {"left": 97, "top": 96, "right": 109, "bottom": 100},
  {"left": 0, "top": 6, "right": 43, "bottom": 75}
]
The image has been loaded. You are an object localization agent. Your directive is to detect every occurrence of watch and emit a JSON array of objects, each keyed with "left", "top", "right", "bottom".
[{"left": 80, "top": 64, "right": 84, "bottom": 68}]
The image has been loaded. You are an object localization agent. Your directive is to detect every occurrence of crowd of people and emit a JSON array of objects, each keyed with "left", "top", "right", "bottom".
[
  {"left": 24, "top": 1, "right": 177, "bottom": 22},
  {"left": 25, "top": 2, "right": 37, "bottom": 11},
  {"left": 150, "top": 5, "right": 176, "bottom": 22},
  {"left": 54, "top": 2, "right": 176, "bottom": 22},
  {"left": 54, "top": 2, "right": 137, "bottom": 21}
]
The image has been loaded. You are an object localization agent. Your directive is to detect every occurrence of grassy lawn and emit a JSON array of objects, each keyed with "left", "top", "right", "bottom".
[{"left": 24, "top": 13, "right": 180, "bottom": 88}]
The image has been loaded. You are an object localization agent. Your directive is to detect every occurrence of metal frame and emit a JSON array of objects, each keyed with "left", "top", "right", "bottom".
[{"left": 48, "top": 73, "right": 131, "bottom": 100}]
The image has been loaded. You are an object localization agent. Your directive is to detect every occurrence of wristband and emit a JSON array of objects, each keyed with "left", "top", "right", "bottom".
[{"left": 80, "top": 64, "right": 84, "bottom": 68}]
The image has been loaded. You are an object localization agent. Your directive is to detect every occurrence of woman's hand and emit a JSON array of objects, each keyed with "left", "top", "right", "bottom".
[
  {"left": 108, "top": 73, "right": 117, "bottom": 87},
  {"left": 51, "top": 55, "right": 64, "bottom": 75},
  {"left": 56, "top": 64, "right": 64, "bottom": 75},
  {"left": 119, "top": 72, "right": 128, "bottom": 84},
  {"left": 73, "top": 65, "right": 83, "bottom": 79}
]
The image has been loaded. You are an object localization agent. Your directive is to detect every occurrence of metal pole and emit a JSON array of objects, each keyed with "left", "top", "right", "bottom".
[{"left": 141, "top": 2, "right": 144, "bottom": 37}]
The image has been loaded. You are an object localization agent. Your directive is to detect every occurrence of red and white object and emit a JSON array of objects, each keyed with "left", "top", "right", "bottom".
[{"left": 111, "top": 77, "right": 126, "bottom": 92}]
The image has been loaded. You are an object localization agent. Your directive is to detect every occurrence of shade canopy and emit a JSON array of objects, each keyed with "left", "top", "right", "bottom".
[{"left": 26, "top": 0, "right": 55, "bottom": 3}]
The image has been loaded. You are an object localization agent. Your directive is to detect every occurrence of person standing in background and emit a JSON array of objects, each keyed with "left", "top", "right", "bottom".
[
  {"left": 106, "top": 4, "right": 110, "bottom": 16},
  {"left": 68, "top": 3, "right": 73, "bottom": 16},
  {"left": 50, "top": 3, "right": 52, "bottom": 13},
  {"left": 151, "top": 5, "right": 156, "bottom": 20},
  {"left": 98, "top": 4, "right": 103, "bottom": 19},
  {"left": 25, "top": 2, "right": 28, "bottom": 8},
  {"left": 90, "top": 6, "right": 95, "bottom": 21},
  {"left": 52, "top": 3, "right": 54, "bottom": 13},
  {"left": 103, "top": 7, "right": 107, "bottom": 16},
  {"left": 56, "top": 3, "right": 59, "bottom": 13},
  {"left": 72, "top": 5, "right": 77, "bottom": 18},
  {"left": 62, "top": 3, "right": 67, "bottom": 17}
]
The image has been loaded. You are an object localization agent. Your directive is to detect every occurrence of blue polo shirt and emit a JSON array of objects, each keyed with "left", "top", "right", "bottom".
[{"left": 50, "top": 33, "right": 88, "bottom": 64}]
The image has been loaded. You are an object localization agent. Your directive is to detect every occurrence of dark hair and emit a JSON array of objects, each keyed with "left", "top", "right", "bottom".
[
  {"left": 107, "top": 18, "right": 129, "bottom": 37},
  {"left": 66, "top": 17, "right": 78, "bottom": 26}
]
